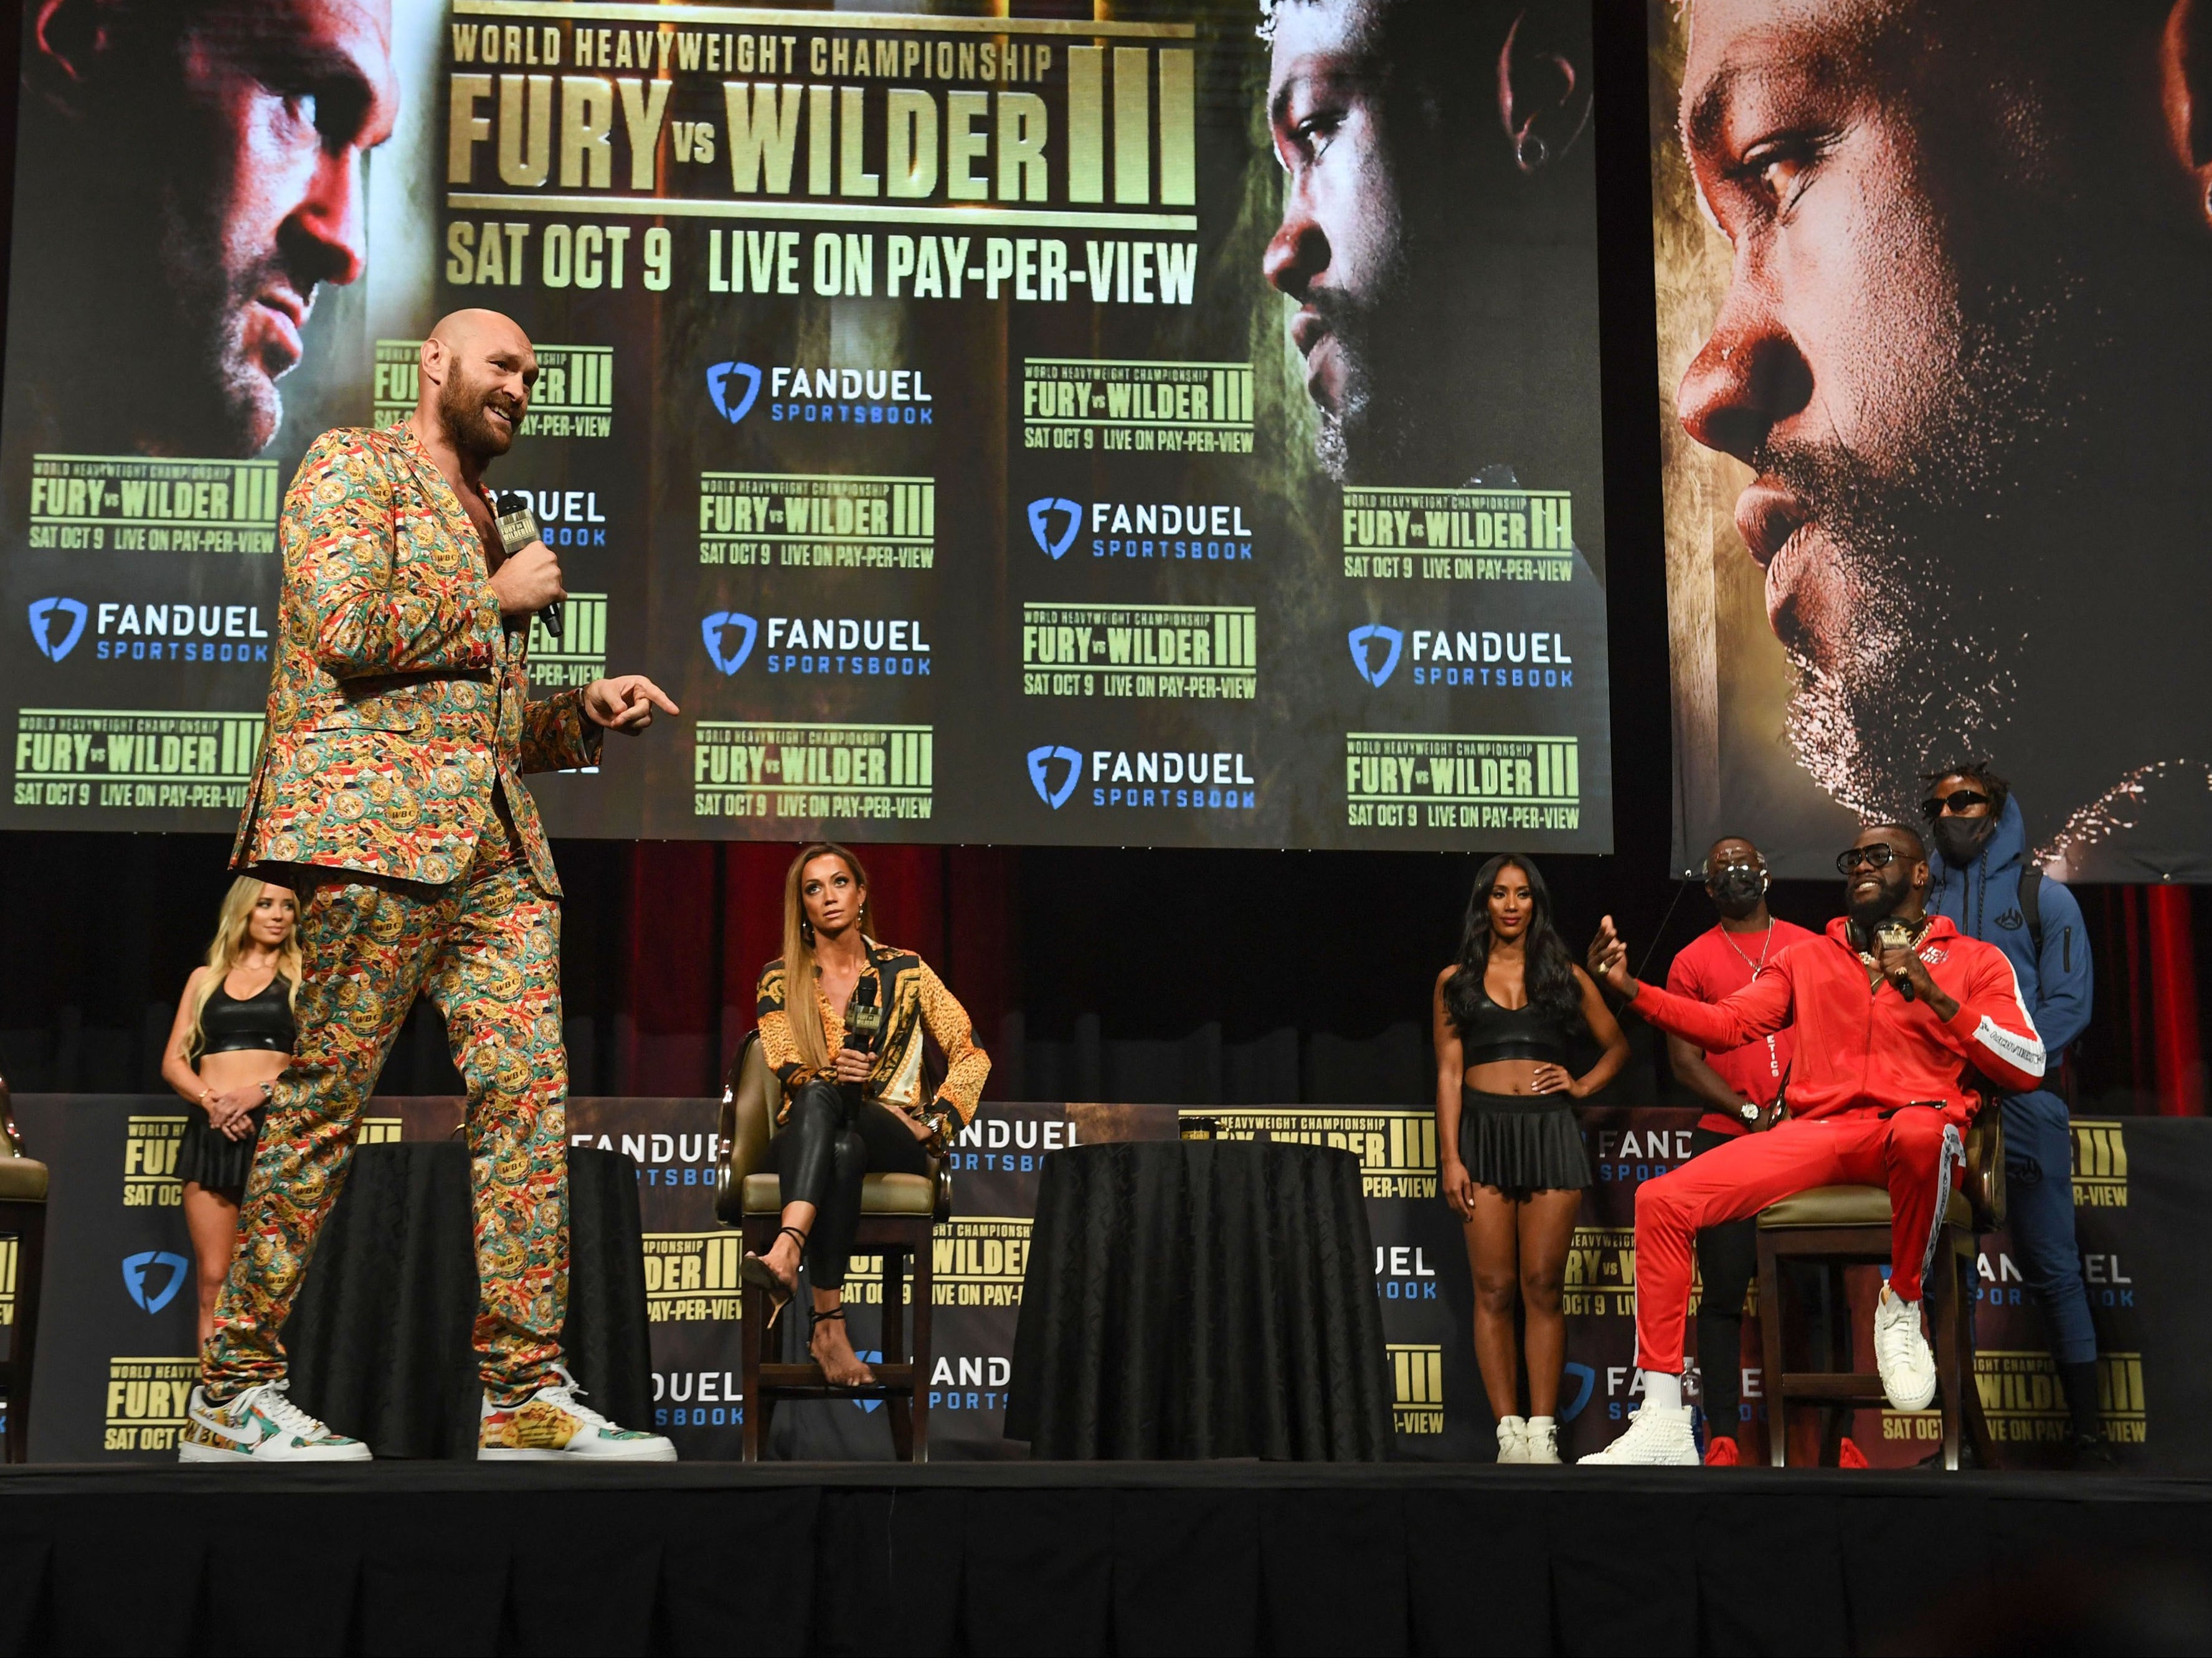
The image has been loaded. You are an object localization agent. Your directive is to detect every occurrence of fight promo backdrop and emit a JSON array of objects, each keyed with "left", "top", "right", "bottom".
[
  {"left": 1, "top": 0, "right": 1610, "bottom": 852},
  {"left": 1648, "top": 3, "right": 2212, "bottom": 882},
  {"left": 9, "top": 1095, "right": 2192, "bottom": 1469}
]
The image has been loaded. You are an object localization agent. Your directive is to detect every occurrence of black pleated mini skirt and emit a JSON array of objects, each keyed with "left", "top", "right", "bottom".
[
  {"left": 1459, "top": 1089, "right": 1590, "bottom": 1196},
  {"left": 175, "top": 1105, "right": 266, "bottom": 1194}
]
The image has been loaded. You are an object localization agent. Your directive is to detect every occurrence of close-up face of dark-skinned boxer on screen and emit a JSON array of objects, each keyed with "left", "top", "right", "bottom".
[
  {"left": 1673, "top": 0, "right": 2212, "bottom": 869},
  {"left": 15, "top": 0, "right": 397, "bottom": 458},
  {"left": 1263, "top": 0, "right": 1594, "bottom": 490}
]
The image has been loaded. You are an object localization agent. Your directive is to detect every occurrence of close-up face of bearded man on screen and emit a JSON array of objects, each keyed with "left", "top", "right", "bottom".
[
  {"left": 1672, "top": 0, "right": 2212, "bottom": 872},
  {"left": 17, "top": 0, "right": 397, "bottom": 458}
]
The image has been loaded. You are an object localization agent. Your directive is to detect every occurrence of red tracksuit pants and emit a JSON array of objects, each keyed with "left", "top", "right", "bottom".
[{"left": 1633, "top": 1109, "right": 1965, "bottom": 1374}]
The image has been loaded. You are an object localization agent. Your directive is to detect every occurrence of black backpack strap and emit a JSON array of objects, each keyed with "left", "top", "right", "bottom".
[{"left": 2018, "top": 867, "right": 2043, "bottom": 961}]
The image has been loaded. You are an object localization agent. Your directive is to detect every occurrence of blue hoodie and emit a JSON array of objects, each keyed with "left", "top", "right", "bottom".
[{"left": 1926, "top": 795, "right": 2091, "bottom": 1068}]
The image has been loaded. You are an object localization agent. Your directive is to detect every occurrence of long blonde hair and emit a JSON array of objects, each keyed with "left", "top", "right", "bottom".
[
  {"left": 185, "top": 878, "right": 304, "bottom": 1060},
  {"left": 778, "top": 842, "right": 877, "bottom": 1073}
]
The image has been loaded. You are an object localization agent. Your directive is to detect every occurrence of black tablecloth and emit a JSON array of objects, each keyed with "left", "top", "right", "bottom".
[
  {"left": 283, "top": 1144, "right": 651, "bottom": 1459},
  {"left": 1008, "top": 1141, "right": 1391, "bottom": 1460}
]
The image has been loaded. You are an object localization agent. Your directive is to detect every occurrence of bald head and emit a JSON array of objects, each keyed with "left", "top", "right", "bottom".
[{"left": 418, "top": 308, "right": 536, "bottom": 463}]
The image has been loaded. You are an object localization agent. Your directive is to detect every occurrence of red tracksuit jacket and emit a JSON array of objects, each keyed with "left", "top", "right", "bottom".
[{"left": 1630, "top": 915, "right": 2045, "bottom": 1126}]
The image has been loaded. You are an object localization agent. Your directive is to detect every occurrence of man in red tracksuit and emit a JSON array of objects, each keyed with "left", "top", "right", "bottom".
[{"left": 1579, "top": 824, "right": 2046, "bottom": 1465}]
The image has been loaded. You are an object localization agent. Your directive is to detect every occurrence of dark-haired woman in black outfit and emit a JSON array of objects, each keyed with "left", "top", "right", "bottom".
[{"left": 1434, "top": 854, "right": 1627, "bottom": 1463}]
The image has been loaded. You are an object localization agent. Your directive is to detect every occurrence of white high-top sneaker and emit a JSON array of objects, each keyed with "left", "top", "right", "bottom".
[
  {"left": 1576, "top": 1402, "right": 1698, "bottom": 1466},
  {"left": 1873, "top": 1283, "right": 1937, "bottom": 1411},
  {"left": 1494, "top": 1414, "right": 1529, "bottom": 1464},
  {"left": 1523, "top": 1415, "right": 1561, "bottom": 1464}
]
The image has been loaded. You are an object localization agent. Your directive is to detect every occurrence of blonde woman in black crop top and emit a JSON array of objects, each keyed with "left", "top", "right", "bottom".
[
  {"left": 160, "top": 878, "right": 301, "bottom": 1347},
  {"left": 1432, "top": 854, "right": 1627, "bottom": 1463}
]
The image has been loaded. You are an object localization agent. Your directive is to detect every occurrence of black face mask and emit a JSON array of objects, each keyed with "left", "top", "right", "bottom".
[
  {"left": 1933, "top": 815, "right": 1997, "bottom": 866},
  {"left": 1708, "top": 864, "right": 1766, "bottom": 918}
]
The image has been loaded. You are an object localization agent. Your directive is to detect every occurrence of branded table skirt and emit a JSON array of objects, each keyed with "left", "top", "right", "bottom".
[
  {"left": 1008, "top": 1140, "right": 1391, "bottom": 1460},
  {"left": 283, "top": 1143, "right": 651, "bottom": 1459}
]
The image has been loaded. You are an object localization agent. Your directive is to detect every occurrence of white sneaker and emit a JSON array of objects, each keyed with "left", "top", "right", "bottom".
[
  {"left": 479, "top": 1366, "right": 676, "bottom": 1462},
  {"left": 1873, "top": 1283, "right": 1937, "bottom": 1410},
  {"left": 1577, "top": 1402, "right": 1698, "bottom": 1465},
  {"left": 1523, "top": 1415, "right": 1561, "bottom": 1464},
  {"left": 178, "top": 1380, "right": 371, "bottom": 1463},
  {"left": 1494, "top": 1414, "right": 1529, "bottom": 1464}
]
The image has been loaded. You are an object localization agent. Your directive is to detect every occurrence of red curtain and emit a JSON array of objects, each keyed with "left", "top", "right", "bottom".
[
  {"left": 607, "top": 842, "right": 1015, "bottom": 1098},
  {"left": 2081, "top": 884, "right": 2205, "bottom": 1114}
]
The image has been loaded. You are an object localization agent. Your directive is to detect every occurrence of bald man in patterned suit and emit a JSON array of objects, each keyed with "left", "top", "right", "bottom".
[{"left": 183, "top": 309, "right": 678, "bottom": 1463}]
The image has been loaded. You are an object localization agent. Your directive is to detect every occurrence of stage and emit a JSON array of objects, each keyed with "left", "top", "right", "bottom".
[{"left": 0, "top": 1461, "right": 2203, "bottom": 1656}]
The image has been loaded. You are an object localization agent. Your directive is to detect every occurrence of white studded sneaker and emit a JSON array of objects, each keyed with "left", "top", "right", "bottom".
[
  {"left": 178, "top": 1380, "right": 371, "bottom": 1463},
  {"left": 1873, "top": 1283, "right": 1938, "bottom": 1411},
  {"left": 479, "top": 1367, "right": 676, "bottom": 1462},
  {"left": 1523, "top": 1415, "right": 1562, "bottom": 1464},
  {"left": 1576, "top": 1402, "right": 1698, "bottom": 1466},
  {"left": 1494, "top": 1414, "right": 1529, "bottom": 1464}
]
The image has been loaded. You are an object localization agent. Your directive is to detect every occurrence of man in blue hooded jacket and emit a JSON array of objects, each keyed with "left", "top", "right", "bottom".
[{"left": 1924, "top": 762, "right": 2107, "bottom": 1463}]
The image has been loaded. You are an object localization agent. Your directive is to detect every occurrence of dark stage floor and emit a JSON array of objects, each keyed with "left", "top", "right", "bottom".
[{"left": 2, "top": 1460, "right": 2205, "bottom": 1656}]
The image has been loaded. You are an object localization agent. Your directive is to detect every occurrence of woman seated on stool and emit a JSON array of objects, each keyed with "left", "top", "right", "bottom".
[
  {"left": 159, "top": 879, "right": 301, "bottom": 1346},
  {"left": 744, "top": 842, "right": 990, "bottom": 1385},
  {"left": 1435, "top": 854, "right": 1628, "bottom": 1464}
]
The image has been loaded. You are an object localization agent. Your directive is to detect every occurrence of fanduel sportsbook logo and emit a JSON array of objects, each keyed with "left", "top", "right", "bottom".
[
  {"left": 1029, "top": 746, "right": 1257, "bottom": 813},
  {"left": 121, "top": 1250, "right": 189, "bottom": 1314},
  {"left": 1024, "top": 497, "right": 1254, "bottom": 562},
  {"left": 701, "top": 611, "right": 758, "bottom": 674},
  {"left": 1026, "top": 744, "right": 1082, "bottom": 809},
  {"left": 27, "top": 597, "right": 87, "bottom": 661},
  {"left": 1348, "top": 624, "right": 1403, "bottom": 687},
  {"left": 706, "top": 361, "right": 762, "bottom": 423}
]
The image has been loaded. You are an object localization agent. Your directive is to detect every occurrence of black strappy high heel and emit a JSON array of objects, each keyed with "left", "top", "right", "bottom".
[
  {"left": 740, "top": 1225, "right": 806, "bottom": 1330},
  {"left": 808, "top": 1304, "right": 877, "bottom": 1386}
]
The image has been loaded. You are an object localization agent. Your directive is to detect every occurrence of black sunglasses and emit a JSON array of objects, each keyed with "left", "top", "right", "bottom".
[
  {"left": 1835, "top": 843, "right": 1903, "bottom": 875},
  {"left": 1921, "top": 788, "right": 1993, "bottom": 819}
]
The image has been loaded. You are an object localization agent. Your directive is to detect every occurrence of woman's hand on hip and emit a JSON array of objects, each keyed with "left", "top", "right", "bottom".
[{"left": 1529, "top": 1063, "right": 1577, "bottom": 1096}]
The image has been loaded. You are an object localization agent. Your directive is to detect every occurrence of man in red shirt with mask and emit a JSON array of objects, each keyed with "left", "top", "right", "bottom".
[
  {"left": 1665, "top": 837, "right": 1819, "bottom": 1464},
  {"left": 1581, "top": 824, "right": 2045, "bottom": 1466}
]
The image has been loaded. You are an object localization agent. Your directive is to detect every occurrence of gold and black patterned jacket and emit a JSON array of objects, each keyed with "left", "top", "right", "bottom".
[{"left": 755, "top": 943, "right": 989, "bottom": 1147}]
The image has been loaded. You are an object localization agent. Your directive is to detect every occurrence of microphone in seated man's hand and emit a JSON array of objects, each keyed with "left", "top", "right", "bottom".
[
  {"left": 1874, "top": 919, "right": 1920, "bottom": 1001},
  {"left": 491, "top": 492, "right": 563, "bottom": 641}
]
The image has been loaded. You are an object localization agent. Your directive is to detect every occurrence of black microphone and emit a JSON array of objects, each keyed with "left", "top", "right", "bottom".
[
  {"left": 1874, "top": 918, "right": 1918, "bottom": 1002},
  {"left": 844, "top": 972, "right": 882, "bottom": 1053},
  {"left": 491, "top": 492, "right": 562, "bottom": 642},
  {"left": 840, "top": 971, "right": 882, "bottom": 1108}
]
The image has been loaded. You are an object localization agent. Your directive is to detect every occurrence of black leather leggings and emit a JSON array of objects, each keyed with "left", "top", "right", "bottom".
[{"left": 773, "top": 1078, "right": 931, "bottom": 1289}]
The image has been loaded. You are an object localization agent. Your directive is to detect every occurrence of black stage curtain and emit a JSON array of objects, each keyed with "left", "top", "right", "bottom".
[
  {"left": 1, "top": 1465, "right": 2208, "bottom": 1656},
  {"left": 1009, "top": 1143, "right": 1391, "bottom": 1461},
  {"left": 284, "top": 1144, "right": 651, "bottom": 1459}
]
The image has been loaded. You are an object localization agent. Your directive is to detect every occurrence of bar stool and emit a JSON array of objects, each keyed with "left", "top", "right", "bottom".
[
  {"left": 1754, "top": 1114, "right": 2004, "bottom": 1470},
  {"left": 714, "top": 1033, "right": 949, "bottom": 1461}
]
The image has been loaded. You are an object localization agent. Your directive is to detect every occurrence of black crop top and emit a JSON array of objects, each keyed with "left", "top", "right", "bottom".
[
  {"left": 1453, "top": 985, "right": 1570, "bottom": 1067},
  {"left": 200, "top": 976, "right": 296, "bottom": 1055}
]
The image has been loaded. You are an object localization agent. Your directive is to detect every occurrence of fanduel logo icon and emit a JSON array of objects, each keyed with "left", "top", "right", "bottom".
[
  {"left": 1027, "top": 745, "right": 1082, "bottom": 809},
  {"left": 121, "top": 1250, "right": 189, "bottom": 1314},
  {"left": 1348, "top": 624, "right": 1403, "bottom": 687},
  {"left": 701, "top": 611, "right": 757, "bottom": 674},
  {"left": 27, "top": 597, "right": 87, "bottom": 662},
  {"left": 1026, "top": 499, "right": 1080, "bottom": 560},
  {"left": 763, "top": 364, "right": 933, "bottom": 425},
  {"left": 706, "top": 360, "right": 762, "bottom": 423}
]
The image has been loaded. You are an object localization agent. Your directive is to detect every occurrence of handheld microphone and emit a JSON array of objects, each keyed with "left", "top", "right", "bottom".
[
  {"left": 843, "top": 973, "right": 882, "bottom": 1053},
  {"left": 1874, "top": 918, "right": 1918, "bottom": 1002},
  {"left": 491, "top": 492, "right": 562, "bottom": 643}
]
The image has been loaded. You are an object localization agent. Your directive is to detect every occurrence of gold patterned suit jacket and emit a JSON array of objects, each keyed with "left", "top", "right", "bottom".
[{"left": 230, "top": 422, "right": 599, "bottom": 894}]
